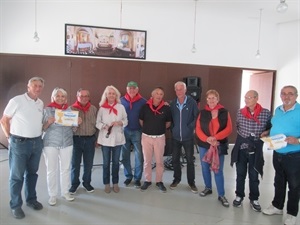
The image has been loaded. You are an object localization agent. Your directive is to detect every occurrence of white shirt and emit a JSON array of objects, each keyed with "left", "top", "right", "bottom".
[{"left": 4, "top": 93, "right": 44, "bottom": 138}]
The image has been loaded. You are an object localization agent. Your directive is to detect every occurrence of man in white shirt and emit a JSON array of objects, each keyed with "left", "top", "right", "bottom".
[{"left": 0, "top": 77, "right": 45, "bottom": 219}]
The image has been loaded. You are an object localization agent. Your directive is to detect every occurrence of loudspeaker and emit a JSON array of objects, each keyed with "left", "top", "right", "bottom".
[
  {"left": 183, "top": 76, "right": 202, "bottom": 102},
  {"left": 186, "top": 87, "right": 201, "bottom": 102},
  {"left": 183, "top": 76, "right": 200, "bottom": 87}
]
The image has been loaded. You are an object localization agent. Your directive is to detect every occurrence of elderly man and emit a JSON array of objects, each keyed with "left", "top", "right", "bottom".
[
  {"left": 69, "top": 89, "right": 98, "bottom": 194},
  {"left": 0, "top": 77, "right": 45, "bottom": 219},
  {"left": 139, "top": 87, "right": 172, "bottom": 192},
  {"left": 231, "top": 90, "right": 271, "bottom": 212},
  {"left": 121, "top": 81, "right": 146, "bottom": 188},
  {"left": 169, "top": 81, "right": 199, "bottom": 193},
  {"left": 262, "top": 85, "right": 300, "bottom": 225}
]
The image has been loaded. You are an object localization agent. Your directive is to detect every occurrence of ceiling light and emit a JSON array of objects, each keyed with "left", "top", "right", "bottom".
[
  {"left": 33, "top": 0, "right": 40, "bottom": 42},
  {"left": 277, "top": 0, "right": 288, "bottom": 13},
  {"left": 255, "top": 9, "right": 263, "bottom": 59},
  {"left": 191, "top": 0, "right": 198, "bottom": 53}
]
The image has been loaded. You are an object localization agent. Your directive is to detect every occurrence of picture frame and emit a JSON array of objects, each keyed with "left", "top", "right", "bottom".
[{"left": 65, "top": 24, "right": 147, "bottom": 60}]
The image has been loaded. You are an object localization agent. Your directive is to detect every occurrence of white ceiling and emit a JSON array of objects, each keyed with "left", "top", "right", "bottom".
[{"left": 197, "top": 0, "right": 299, "bottom": 24}]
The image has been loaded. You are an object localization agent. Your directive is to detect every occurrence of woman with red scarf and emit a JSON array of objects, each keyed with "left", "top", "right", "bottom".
[
  {"left": 42, "top": 87, "right": 82, "bottom": 206},
  {"left": 96, "top": 85, "right": 128, "bottom": 194},
  {"left": 195, "top": 89, "right": 232, "bottom": 207}
]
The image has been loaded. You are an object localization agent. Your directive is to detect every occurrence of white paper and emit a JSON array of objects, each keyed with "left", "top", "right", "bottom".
[
  {"left": 261, "top": 134, "right": 287, "bottom": 150},
  {"left": 55, "top": 109, "right": 79, "bottom": 126}
]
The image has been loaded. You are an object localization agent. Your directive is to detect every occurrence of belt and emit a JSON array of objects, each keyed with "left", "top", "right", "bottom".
[
  {"left": 142, "top": 133, "right": 165, "bottom": 138},
  {"left": 10, "top": 134, "right": 41, "bottom": 141}
]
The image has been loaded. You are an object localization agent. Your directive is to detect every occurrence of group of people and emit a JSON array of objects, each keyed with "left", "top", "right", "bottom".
[{"left": 1, "top": 77, "right": 299, "bottom": 225}]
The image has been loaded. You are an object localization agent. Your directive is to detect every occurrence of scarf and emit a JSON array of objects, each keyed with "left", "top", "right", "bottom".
[
  {"left": 202, "top": 145, "right": 220, "bottom": 173},
  {"left": 124, "top": 93, "right": 142, "bottom": 109},
  {"left": 72, "top": 100, "right": 91, "bottom": 113},
  {"left": 101, "top": 100, "right": 118, "bottom": 115},
  {"left": 204, "top": 103, "right": 224, "bottom": 111},
  {"left": 146, "top": 98, "right": 165, "bottom": 115},
  {"left": 240, "top": 103, "right": 262, "bottom": 124},
  {"left": 47, "top": 102, "right": 68, "bottom": 110}
]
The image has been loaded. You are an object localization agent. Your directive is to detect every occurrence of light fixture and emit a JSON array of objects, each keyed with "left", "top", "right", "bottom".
[
  {"left": 120, "top": 0, "right": 123, "bottom": 28},
  {"left": 191, "top": 0, "right": 198, "bottom": 53},
  {"left": 33, "top": 0, "right": 40, "bottom": 42},
  {"left": 277, "top": 0, "right": 288, "bottom": 13},
  {"left": 255, "top": 9, "right": 263, "bottom": 59}
]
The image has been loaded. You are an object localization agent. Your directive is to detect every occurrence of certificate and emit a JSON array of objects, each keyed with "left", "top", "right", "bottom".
[
  {"left": 261, "top": 134, "right": 287, "bottom": 150},
  {"left": 55, "top": 109, "right": 79, "bottom": 126}
]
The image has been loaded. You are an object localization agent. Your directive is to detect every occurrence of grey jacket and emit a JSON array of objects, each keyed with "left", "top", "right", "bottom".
[{"left": 43, "top": 107, "right": 73, "bottom": 148}]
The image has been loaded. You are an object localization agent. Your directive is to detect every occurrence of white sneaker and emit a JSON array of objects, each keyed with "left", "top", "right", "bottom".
[
  {"left": 63, "top": 193, "right": 75, "bottom": 202},
  {"left": 262, "top": 204, "right": 283, "bottom": 215},
  {"left": 284, "top": 214, "right": 297, "bottom": 225},
  {"left": 48, "top": 196, "right": 56, "bottom": 206}
]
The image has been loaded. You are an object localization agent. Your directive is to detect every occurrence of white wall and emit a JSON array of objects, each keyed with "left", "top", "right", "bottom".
[{"left": 0, "top": 1, "right": 299, "bottom": 104}]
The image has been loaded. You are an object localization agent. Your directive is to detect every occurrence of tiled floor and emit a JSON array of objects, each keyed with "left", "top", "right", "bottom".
[{"left": 0, "top": 145, "right": 298, "bottom": 225}]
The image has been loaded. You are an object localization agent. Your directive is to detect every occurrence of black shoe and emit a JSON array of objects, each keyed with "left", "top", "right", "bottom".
[
  {"left": 124, "top": 179, "right": 132, "bottom": 187},
  {"left": 189, "top": 183, "right": 198, "bottom": 194},
  {"left": 233, "top": 196, "right": 243, "bottom": 207},
  {"left": 169, "top": 180, "right": 180, "bottom": 190},
  {"left": 11, "top": 208, "right": 25, "bottom": 219},
  {"left": 140, "top": 182, "right": 152, "bottom": 191},
  {"left": 69, "top": 184, "right": 79, "bottom": 194},
  {"left": 134, "top": 180, "right": 141, "bottom": 188},
  {"left": 156, "top": 182, "right": 167, "bottom": 193},
  {"left": 26, "top": 201, "right": 43, "bottom": 210},
  {"left": 83, "top": 183, "right": 94, "bottom": 193},
  {"left": 199, "top": 187, "right": 212, "bottom": 197},
  {"left": 218, "top": 196, "right": 230, "bottom": 207},
  {"left": 250, "top": 200, "right": 261, "bottom": 212}
]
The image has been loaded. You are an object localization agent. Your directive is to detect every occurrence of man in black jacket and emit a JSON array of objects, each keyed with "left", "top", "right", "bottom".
[{"left": 169, "top": 81, "right": 199, "bottom": 193}]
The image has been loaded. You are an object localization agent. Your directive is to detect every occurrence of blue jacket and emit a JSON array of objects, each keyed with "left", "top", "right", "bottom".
[{"left": 170, "top": 95, "right": 199, "bottom": 141}]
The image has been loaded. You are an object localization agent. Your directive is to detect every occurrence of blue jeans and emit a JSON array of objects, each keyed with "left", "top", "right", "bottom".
[
  {"left": 102, "top": 145, "right": 121, "bottom": 184},
  {"left": 272, "top": 151, "right": 300, "bottom": 217},
  {"left": 172, "top": 138, "right": 195, "bottom": 185},
  {"left": 8, "top": 135, "right": 43, "bottom": 209},
  {"left": 71, "top": 135, "right": 96, "bottom": 187},
  {"left": 121, "top": 129, "right": 143, "bottom": 181},
  {"left": 235, "top": 149, "right": 259, "bottom": 200},
  {"left": 199, "top": 147, "right": 225, "bottom": 197}
]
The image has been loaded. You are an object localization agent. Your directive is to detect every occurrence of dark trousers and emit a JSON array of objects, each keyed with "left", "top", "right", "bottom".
[
  {"left": 272, "top": 151, "right": 300, "bottom": 217},
  {"left": 71, "top": 135, "right": 96, "bottom": 187},
  {"left": 172, "top": 138, "right": 195, "bottom": 185},
  {"left": 235, "top": 149, "right": 260, "bottom": 201}
]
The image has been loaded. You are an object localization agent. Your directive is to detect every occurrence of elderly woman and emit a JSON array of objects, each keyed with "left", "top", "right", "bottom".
[
  {"left": 96, "top": 85, "right": 128, "bottom": 194},
  {"left": 195, "top": 89, "right": 232, "bottom": 207},
  {"left": 43, "top": 87, "right": 81, "bottom": 206}
]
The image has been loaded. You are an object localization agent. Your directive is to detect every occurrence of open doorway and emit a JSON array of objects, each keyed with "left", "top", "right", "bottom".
[{"left": 240, "top": 70, "right": 275, "bottom": 111}]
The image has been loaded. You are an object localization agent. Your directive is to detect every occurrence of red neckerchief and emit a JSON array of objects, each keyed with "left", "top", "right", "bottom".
[
  {"left": 72, "top": 100, "right": 91, "bottom": 113},
  {"left": 204, "top": 103, "right": 224, "bottom": 111},
  {"left": 146, "top": 98, "right": 165, "bottom": 115},
  {"left": 47, "top": 102, "right": 68, "bottom": 110},
  {"left": 101, "top": 100, "right": 118, "bottom": 115},
  {"left": 202, "top": 145, "right": 220, "bottom": 173},
  {"left": 240, "top": 103, "right": 262, "bottom": 124},
  {"left": 124, "top": 93, "right": 142, "bottom": 109}
]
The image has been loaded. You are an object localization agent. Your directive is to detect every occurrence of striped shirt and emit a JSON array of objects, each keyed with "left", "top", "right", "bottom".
[{"left": 71, "top": 104, "right": 97, "bottom": 136}]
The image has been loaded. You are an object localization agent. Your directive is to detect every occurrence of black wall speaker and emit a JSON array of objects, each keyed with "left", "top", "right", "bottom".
[{"left": 183, "top": 76, "right": 202, "bottom": 102}]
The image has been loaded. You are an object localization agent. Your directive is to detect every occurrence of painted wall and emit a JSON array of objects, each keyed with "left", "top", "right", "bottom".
[{"left": 0, "top": 1, "right": 299, "bottom": 107}]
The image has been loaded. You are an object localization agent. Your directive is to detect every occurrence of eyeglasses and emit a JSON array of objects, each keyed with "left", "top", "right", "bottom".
[
  {"left": 78, "top": 95, "right": 89, "bottom": 98},
  {"left": 280, "top": 93, "right": 295, "bottom": 97},
  {"left": 244, "top": 96, "right": 256, "bottom": 100}
]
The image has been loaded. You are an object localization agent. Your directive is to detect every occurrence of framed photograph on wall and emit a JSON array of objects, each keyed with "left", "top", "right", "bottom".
[{"left": 65, "top": 24, "right": 147, "bottom": 60}]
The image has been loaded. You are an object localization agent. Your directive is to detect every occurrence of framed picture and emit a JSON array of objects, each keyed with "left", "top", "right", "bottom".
[{"left": 65, "top": 24, "right": 147, "bottom": 60}]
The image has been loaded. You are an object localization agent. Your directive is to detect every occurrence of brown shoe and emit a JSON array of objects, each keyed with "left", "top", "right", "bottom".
[
  {"left": 113, "top": 184, "right": 120, "bottom": 193},
  {"left": 104, "top": 184, "right": 111, "bottom": 193}
]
